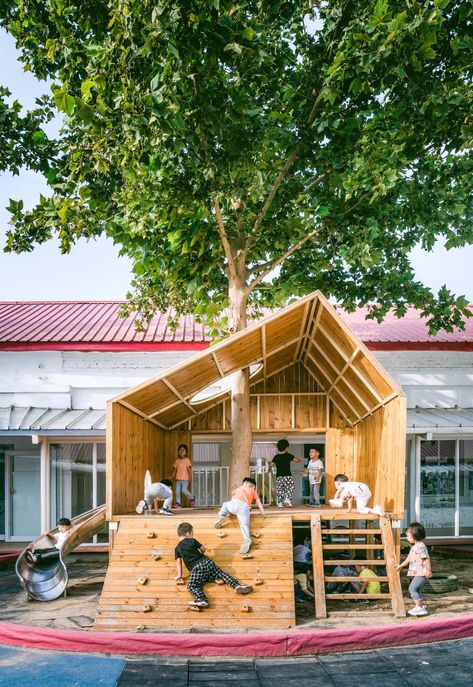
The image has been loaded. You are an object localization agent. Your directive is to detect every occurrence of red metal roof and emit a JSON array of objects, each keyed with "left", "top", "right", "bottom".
[{"left": 0, "top": 301, "right": 472, "bottom": 351}]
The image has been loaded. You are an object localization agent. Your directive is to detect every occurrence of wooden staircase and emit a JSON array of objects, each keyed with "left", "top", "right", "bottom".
[
  {"left": 311, "top": 513, "right": 406, "bottom": 618},
  {"left": 94, "top": 513, "right": 296, "bottom": 631}
]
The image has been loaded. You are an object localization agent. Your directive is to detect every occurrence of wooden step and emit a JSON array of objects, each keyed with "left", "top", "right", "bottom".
[
  {"left": 322, "top": 543, "right": 384, "bottom": 550},
  {"left": 324, "top": 576, "right": 388, "bottom": 582},
  {"left": 326, "top": 593, "right": 391, "bottom": 599},
  {"left": 94, "top": 514, "right": 295, "bottom": 631},
  {"left": 323, "top": 559, "right": 386, "bottom": 565},
  {"left": 322, "top": 529, "right": 382, "bottom": 535}
]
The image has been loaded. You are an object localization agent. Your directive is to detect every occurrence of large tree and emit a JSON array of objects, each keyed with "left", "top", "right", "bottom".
[{"left": 1, "top": 0, "right": 472, "bottom": 489}]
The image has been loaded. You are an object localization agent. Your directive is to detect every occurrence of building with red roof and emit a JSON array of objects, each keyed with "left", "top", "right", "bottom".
[{"left": 0, "top": 300, "right": 472, "bottom": 542}]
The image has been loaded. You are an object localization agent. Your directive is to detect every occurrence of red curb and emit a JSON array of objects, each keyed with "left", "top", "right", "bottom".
[{"left": 1, "top": 615, "right": 473, "bottom": 657}]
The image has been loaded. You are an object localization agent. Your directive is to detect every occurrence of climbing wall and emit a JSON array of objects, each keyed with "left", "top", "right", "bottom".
[{"left": 94, "top": 513, "right": 295, "bottom": 631}]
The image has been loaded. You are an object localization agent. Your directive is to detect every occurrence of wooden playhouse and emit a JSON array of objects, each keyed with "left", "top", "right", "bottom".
[{"left": 96, "top": 291, "right": 407, "bottom": 631}]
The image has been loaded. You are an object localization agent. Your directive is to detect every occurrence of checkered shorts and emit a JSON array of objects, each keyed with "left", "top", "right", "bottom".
[{"left": 188, "top": 557, "right": 238, "bottom": 602}]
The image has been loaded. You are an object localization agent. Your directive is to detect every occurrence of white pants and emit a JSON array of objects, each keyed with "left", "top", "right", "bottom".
[
  {"left": 218, "top": 498, "right": 251, "bottom": 545},
  {"left": 144, "top": 484, "right": 173, "bottom": 510}
]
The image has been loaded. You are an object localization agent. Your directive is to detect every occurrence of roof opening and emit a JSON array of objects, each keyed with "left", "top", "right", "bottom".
[{"left": 190, "top": 364, "right": 263, "bottom": 405}]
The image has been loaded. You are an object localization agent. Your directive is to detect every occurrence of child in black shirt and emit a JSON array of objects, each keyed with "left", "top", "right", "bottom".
[
  {"left": 175, "top": 522, "right": 253, "bottom": 607},
  {"left": 268, "top": 439, "right": 302, "bottom": 507}
]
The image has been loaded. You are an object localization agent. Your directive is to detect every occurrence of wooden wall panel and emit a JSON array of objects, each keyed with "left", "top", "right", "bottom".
[
  {"left": 259, "top": 395, "right": 293, "bottom": 430},
  {"left": 107, "top": 401, "right": 165, "bottom": 518},
  {"left": 294, "top": 395, "right": 327, "bottom": 429},
  {"left": 325, "top": 427, "right": 356, "bottom": 500},
  {"left": 354, "top": 395, "right": 407, "bottom": 515}
]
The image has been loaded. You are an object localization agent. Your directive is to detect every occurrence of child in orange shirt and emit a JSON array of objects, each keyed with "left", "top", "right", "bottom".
[
  {"left": 215, "top": 477, "right": 265, "bottom": 554},
  {"left": 172, "top": 443, "right": 196, "bottom": 508}
]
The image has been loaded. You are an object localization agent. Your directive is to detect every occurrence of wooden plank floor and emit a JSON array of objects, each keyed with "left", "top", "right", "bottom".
[{"left": 94, "top": 513, "right": 295, "bottom": 632}]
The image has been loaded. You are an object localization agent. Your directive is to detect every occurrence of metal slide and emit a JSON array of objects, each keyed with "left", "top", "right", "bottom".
[{"left": 15, "top": 505, "right": 107, "bottom": 601}]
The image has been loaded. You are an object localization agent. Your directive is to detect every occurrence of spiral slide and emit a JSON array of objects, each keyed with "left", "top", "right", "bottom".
[{"left": 15, "top": 505, "right": 107, "bottom": 602}]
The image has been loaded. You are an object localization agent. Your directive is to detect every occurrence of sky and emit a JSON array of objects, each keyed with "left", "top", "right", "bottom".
[{"left": 1, "top": 27, "right": 472, "bottom": 303}]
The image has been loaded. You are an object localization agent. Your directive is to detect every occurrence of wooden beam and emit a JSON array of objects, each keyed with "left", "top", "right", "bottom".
[
  {"left": 117, "top": 400, "right": 167, "bottom": 430},
  {"left": 211, "top": 351, "right": 225, "bottom": 378},
  {"left": 303, "top": 299, "right": 323, "bottom": 367},
  {"left": 310, "top": 513, "right": 327, "bottom": 619},
  {"left": 379, "top": 515, "right": 406, "bottom": 618},
  {"left": 261, "top": 325, "right": 267, "bottom": 379},
  {"left": 162, "top": 378, "right": 198, "bottom": 416}
]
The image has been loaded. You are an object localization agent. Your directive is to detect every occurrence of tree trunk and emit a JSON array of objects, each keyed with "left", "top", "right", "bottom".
[{"left": 228, "top": 278, "right": 253, "bottom": 494}]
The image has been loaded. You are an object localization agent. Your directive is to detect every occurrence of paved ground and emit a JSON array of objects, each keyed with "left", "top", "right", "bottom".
[{"left": 1, "top": 637, "right": 473, "bottom": 687}]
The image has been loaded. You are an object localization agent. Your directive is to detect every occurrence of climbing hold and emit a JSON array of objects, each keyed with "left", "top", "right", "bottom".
[
  {"left": 240, "top": 604, "right": 250, "bottom": 613},
  {"left": 215, "top": 531, "right": 226, "bottom": 538},
  {"left": 241, "top": 553, "right": 254, "bottom": 560},
  {"left": 147, "top": 531, "right": 156, "bottom": 539},
  {"left": 176, "top": 578, "right": 186, "bottom": 585},
  {"left": 215, "top": 579, "right": 225, "bottom": 585},
  {"left": 254, "top": 578, "right": 263, "bottom": 586},
  {"left": 135, "top": 625, "right": 146, "bottom": 632},
  {"left": 188, "top": 605, "right": 200, "bottom": 613},
  {"left": 137, "top": 575, "right": 148, "bottom": 585},
  {"left": 250, "top": 531, "right": 261, "bottom": 538},
  {"left": 142, "top": 604, "right": 153, "bottom": 613},
  {"left": 151, "top": 552, "right": 161, "bottom": 561}
]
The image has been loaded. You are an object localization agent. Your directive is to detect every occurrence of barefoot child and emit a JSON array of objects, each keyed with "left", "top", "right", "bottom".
[
  {"left": 215, "top": 477, "right": 265, "bottom": 554},
  {"left": 175, "top": 522, "right": 253, "bottom": 608},
  {"left": 329, "top": 474, "right": 385, "bottom": 516},
  {"left": 395, "top": 521, "right": 431, "bottom": 616},
  {"left": 172, "top": 443, "right": 196, "bottom": 508}
]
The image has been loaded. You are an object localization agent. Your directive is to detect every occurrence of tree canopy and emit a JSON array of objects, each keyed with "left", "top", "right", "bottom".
[{"left": 1, "top": 0, "right": 472, "bottom": 336}]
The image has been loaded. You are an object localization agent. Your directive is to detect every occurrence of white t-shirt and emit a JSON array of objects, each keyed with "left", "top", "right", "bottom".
[
  {"left": 307, "top": 458, "right": 324, "bottom": 484},
  {"left": 54, "top": 531, "right": 69, "bottom": 550},
  {"left": 145, "top": 483, "right": 173, "bottom": 501},
  {"left": 340, "top": 481, "right": 371, "bottom": 499}
]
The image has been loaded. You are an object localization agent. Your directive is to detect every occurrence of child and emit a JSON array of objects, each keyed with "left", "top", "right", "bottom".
[
  {"left": 395, "top": 521, "right": 431, "bottom": 617},
  {"left": 215, "top": 477, "right": 265, "bottom": 554},
  {"left": 172, "top": 444, "right": 196, "bottom": 508},
  {"left": 175, "top": 522, "right": 253, "bottom": 607},
  {"left": 294, "top": 568, "right": 315, "bottom": 602},
  {"left": 352, "top": 563, "right": 381, "bottom": 595},
  {"left": 302, "top": 448, "right": 324, "bottom": 507},
  {"left": 26, "top": 518, "right": 72, "bottom": 563},
  {"left": 268, "top": 439, "right": 301, "bottom": 508},
  {"left": 329, "top": 474, "right": 385, "bottom": 516},
  {"left": 136, "top": 475, "right": 174, "bottom": 515}
]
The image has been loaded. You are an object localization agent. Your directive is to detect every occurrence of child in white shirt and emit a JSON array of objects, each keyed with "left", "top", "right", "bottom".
[
  {"left": 26, "top": 517, "right": 72, "bottom": 563},
  {"left": 303, "top": 448, "right": 324, "bottom": 507},
  {"left": 329, "top": 474, "right": 385, "bottom": 516}
]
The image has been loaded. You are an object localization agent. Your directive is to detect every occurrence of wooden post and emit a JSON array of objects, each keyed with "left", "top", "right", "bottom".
[
  {"left": 310, "top": 514, "right": 327, "bottom": 619},
  {"left": 379, "top": 516, "right": 406, "bottom": 618}
]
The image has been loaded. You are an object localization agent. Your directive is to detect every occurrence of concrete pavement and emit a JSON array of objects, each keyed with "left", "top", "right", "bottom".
[{"left": 1, "top": 637, "right": 473, "bottom": 687}]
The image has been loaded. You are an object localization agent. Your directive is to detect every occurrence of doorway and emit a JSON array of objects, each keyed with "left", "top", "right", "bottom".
[{"left": 5, "top": 452, "right": 41, "bottom": 541}]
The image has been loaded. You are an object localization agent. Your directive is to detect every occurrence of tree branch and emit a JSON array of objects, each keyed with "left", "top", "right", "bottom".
[
  {"left": 213, "top": 197, "right": 237, "bottom": 282},
  {"left": 248, "top": 226, "right": 321, "bottom": 290},
  {"left": 244, "top": 90, "right": 326, "bottom": 255}
]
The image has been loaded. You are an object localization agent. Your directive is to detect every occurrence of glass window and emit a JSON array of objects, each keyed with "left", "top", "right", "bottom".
[
  {"left": 420, "top": 439, "right": 455, "bottom": 536},
  {"left": 50, "top": 443, "right": 93, "bottom": 523},
  {"left": 459, "top": 439, "right": 473, "bottom": 536}
]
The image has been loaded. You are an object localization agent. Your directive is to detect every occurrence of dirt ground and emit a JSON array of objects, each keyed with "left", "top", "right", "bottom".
[{"left": 1, "top": 548, "right": 472, "bottom": 633}]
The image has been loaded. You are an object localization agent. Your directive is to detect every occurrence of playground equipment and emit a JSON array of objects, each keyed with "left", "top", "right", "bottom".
[{"left": 15, "top": 505, "right": 106, "bottom": 601}]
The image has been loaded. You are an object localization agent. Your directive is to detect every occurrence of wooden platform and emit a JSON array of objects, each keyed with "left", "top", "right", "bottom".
[{"left": 94, "top": 512, "right": 295, "bottom": 632}]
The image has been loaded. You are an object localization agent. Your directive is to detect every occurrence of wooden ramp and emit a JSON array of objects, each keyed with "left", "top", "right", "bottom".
[
  {"left": 94, "top": 513, "right": 295, "bottom": 631},
  {"left": 311, "top": 513, "right": 406, "bottom": 619}
]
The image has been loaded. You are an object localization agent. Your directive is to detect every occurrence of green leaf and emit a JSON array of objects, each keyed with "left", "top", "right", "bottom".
[{"left": 223, "top": 42, "right": 243, "bottom": 55}]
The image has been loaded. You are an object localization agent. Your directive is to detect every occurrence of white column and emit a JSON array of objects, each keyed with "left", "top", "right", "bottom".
[{"left": 40, "top": 438, "right": 50, "bottom": 533}]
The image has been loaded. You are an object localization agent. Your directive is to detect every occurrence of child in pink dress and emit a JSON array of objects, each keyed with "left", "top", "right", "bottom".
[{"left": 395, "top": 521, "right": 432, "bottom": 616}]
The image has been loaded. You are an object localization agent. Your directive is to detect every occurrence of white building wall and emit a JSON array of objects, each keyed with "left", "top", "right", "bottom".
[
  {"left": 0, "top": 350, "right": 197, "bottom": 409},
  {"left": 375, "top": 351, "right": 473, "bottom": 408},
  {"left": 1, "top": 348, "right": 473, "bottom": 411}
]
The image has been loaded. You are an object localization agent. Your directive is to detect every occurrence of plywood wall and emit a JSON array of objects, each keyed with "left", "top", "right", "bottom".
[
  {"left": 354, "top": 395, "right": 407, "bottom": 515},
  {"left": 324, "top": 427, "right": 356, "bottom": 500},
  {"left": 106, "top": 402, "right": 165, "bottom": 518}
]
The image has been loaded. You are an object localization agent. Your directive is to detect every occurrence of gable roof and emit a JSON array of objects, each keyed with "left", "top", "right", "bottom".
[{"left": 114, "top": 292, "right": 404, "bottom": 429}]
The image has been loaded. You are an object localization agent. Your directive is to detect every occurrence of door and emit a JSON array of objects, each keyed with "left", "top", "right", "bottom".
[{"left": 6, "top": 452, "right": 41, "bottom": 541}]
